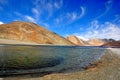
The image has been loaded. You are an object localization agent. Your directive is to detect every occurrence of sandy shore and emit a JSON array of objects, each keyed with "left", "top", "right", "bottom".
[
  {"left": 0, "top": 39, "right": 39, "bottom": 45},
  {"left": 0, "top": 39, "right": 73, "bottom": 46},
  {"left": 0, "top": 48, "right": 119, "bottom": 80},
  {"left": 107, "top": 48, "right": 120, "bottom": 55}
]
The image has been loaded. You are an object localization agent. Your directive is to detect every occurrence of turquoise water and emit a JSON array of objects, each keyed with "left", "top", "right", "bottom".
[{"left": 0, "top": 45, "right": 106, "bottom": 75}]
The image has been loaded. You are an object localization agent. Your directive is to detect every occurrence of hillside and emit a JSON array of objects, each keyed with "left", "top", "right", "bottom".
[
  {"left": 88, "top": 38, "right": 105, "bottom": 46},
  {"left": 66, "top": 35, "right": 120, "bottom": 47},
  {"left": 66, "top": 35, "right": 105, "bottom": 46},
  {"left": 66, "top": 35, "right": 86, "bottom": 45},
  {"left": 102, "top": 41, "right": 120, "bottom": 47},
  {"left": 0, "top": 21, "right": 73, "bottom": 45}
]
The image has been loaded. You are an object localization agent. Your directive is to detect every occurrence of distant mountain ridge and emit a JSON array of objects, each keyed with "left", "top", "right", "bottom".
[
  {"left": 67, "top": 35, "right": 120, "bottom": 47},
  {"left": 102, "top": 40, "right": 120, "bottom": 47},
  {"left": 0, "top": 21, "right": 73, "bottom": 45}
]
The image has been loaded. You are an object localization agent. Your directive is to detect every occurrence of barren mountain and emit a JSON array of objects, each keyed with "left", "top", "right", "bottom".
[
  {"left": 88, "top": 38, "right": 105, "bottom": 46},
  {"left": 67, "top": 35, "right": 105, "bottom": 46},
  {"left": 66, "top": 35, "right": 87, "bottom": 45},
  {"left": 67, "top": 35, "right": 120, "bottom": 47},
  {"left": 102, "top": 40, "right": 120, "bottom": 47},
  {"left": 0, "top": 21, "right": 73, "bottom": 45}
]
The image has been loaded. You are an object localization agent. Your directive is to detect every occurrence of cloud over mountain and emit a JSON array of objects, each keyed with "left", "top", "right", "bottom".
[
  {"left": 0, "top": 21, "right": 4, "bottom": 24},
  {"left": 74, "top": 20, "right": 120, "bottom": 40}
]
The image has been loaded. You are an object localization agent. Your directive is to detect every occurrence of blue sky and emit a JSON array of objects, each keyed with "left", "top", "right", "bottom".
[{"left": 0, "top": 0, "right": 120, "bottom": 40}]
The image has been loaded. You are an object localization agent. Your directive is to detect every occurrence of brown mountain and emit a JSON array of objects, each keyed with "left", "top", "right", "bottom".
[
  {"left": 88, "top": 39, "right": 105, "bottom": 46},
  {"left": 67, "top": 35, "right": 120, "bottom": 47},
  {"left": 102, "top": 40, "right": 120, "bottom": 47},
  {"left": 66, "top": 35, "right": 88, "bottom": 46},
  {"left": 0, "top": 21, "right": 73, "bottom": 45},
  {"left": 66, "top": 35, "right": 105, "bottom": 46}
]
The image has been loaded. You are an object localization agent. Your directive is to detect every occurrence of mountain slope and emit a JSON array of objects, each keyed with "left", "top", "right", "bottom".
[
  {"left": 66, "top": 35, "right": 86, "bottom": 45},
  {"left": 102, "top": 41, "right": 120, "bottom": 47},
  {"left": 0, "top": 21, "right": 73, "bottom": 45},
  {"left": 88, "top": 39, "right": 105, "bottom": 46}
]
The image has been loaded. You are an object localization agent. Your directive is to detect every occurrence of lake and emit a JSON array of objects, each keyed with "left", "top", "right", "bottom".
[{"left": 0, "top": 45, "right": 106, "bottom": 76}]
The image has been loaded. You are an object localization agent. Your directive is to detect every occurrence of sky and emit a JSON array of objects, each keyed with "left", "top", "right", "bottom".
[{"left": 0, "top": 0, "right": 120, "bottom": 40}]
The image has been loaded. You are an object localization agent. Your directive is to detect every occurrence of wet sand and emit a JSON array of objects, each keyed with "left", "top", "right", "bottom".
[{"left": 1, "top": 48, "right": 120, "bottom": 80}]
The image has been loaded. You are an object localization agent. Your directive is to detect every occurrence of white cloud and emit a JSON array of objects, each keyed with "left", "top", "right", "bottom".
[
  {"left": 14, "top": 11, "right": 37, "bottom": 23},
  {"left": 24, "top": 15, "right": 36, "bottom": 23},
  {"left": 0, "top": 21, "right": 4, "bottom": 24},
  {"left": 32, "top": 0, "right": 85, "bottom": 27},
  {"left": 76, "top": 36, "right": 89, "bottom": 41},
  {"left": 32, "top": 8, "right": 39, "bottom": 17},
  {"left": 74, "top": 20, "right": 120, "bottom": 40},
  {"left": 42, "top": 23, "right": 50, "bottom": 28},
  {"left": 96, "top": 0, "right": 113, "bottom": 19},
  {"left": 66, "top": 12, "right": 77, "bottom": 21},
  {"left": 71, "top": 13, "right": 77, "bottom": 20},
  {"left": 79, "top": 7, "right": 85, "bottom": 18},
  {"left": 67, "top": 6, "right": 85, "bottom": 21},
  {"left": 113, "top": 15, "right": 120, "bottom": 23},
  {"left": 54, "top": 6, "right": 85, "bottom": 26},
  {"left": 14, "top": 12, "right": 23, "bottom": 16},
  {"left": 90, "top": 20, "right": 99, "bottom": 29},
  {"left": 32, "top": 0, "right": 63, "bottom": 20}
]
